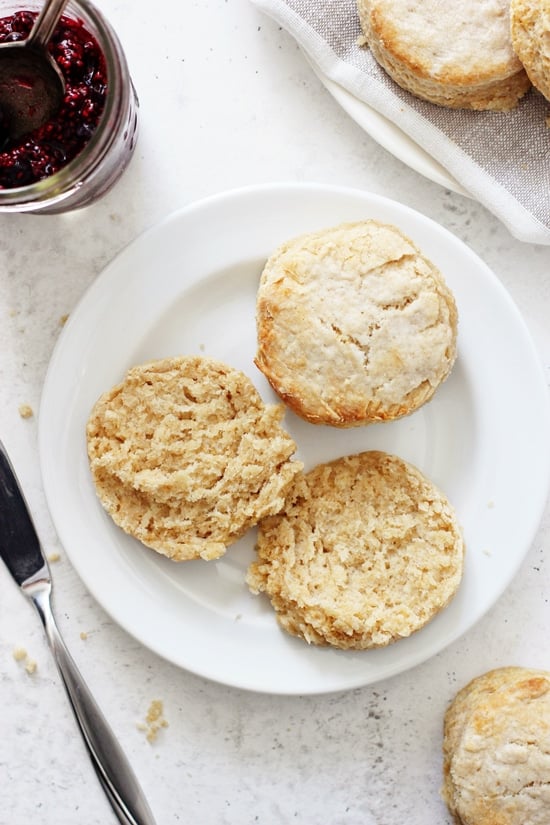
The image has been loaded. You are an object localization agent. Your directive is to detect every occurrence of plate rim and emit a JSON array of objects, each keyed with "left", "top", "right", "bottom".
[
  {"left": 307, "top": 62, "right": 468, "bottom": 198},
  {"left": 38, "top": 181, "right": 550, "bottom": 694}
]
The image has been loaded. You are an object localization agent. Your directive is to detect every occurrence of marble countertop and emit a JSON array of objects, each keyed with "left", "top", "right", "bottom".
[{"left": 1, "top": 1, "right": 549, "bottom": 823}]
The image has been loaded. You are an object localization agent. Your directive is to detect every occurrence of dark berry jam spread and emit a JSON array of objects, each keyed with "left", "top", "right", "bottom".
[{"left": 0, "top": 11, "right": 107, "bottom": 188}]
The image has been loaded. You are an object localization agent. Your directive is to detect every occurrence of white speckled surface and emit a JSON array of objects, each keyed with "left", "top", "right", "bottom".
[{"left": 0, "top": 2, "right": 549, "bottom": 823}]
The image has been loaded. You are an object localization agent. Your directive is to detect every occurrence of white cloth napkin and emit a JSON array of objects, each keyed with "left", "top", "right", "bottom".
[{"left": 252, "top": 0, "right": 550, "bottom": 246}]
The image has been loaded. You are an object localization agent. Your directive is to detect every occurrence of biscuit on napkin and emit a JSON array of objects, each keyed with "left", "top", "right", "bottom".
[{"left": 356, "top": 0, "right": 531, "bottom": 110}]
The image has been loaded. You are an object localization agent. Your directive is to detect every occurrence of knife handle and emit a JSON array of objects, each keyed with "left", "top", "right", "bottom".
[{"left": 31, "top": 585, "right": 158, "bottom": 825}]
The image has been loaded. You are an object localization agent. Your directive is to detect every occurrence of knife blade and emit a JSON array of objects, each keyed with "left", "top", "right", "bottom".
[
  {"left": 0, "top": 445, "right": 47, "bottom": 586},
  {"left": 0, "top": 440, "right": 158, "bottom": 825}
]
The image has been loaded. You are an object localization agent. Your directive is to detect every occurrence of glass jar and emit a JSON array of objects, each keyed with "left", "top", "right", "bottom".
[{"left": 0, "top": 0, "right": 138, "bottom": 213}]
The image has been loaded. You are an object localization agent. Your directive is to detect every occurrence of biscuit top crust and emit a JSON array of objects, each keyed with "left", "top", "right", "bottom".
[
  {"left": 443, "top": 666, "right": 550, "bottom": 825},
  {"left": 362, "top": 0, "right": 524, "bottom": 84},
  {"left": 255, "top": 220, "right": 457, "bottom": 426}
]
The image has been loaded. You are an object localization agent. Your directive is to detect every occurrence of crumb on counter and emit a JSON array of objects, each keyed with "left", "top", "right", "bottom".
[
  {"left": 13, "top": 646, "right": 37, "bottom": 674},
  {"left": 12, "top": 646, "right": 27, "bottom": 662},
  {"left": 18, "top": 404, "right": 33, "bottom": 419},
  {"left": 59, "top": 314, "right": 69, "bottom": 326},
  {"left": 47, "top": 551, "right": 61, "bottom": 563},
  {"left": 138, "top": 699, "right": 168, "bottom": 743},
  {"left": 80, "top": 631, "right": 88, "bottom": 640}
]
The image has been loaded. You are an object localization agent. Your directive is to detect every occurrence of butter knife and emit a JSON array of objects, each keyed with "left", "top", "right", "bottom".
[{"left": 0, "top": 441, "right": 157, "bottom": 825}]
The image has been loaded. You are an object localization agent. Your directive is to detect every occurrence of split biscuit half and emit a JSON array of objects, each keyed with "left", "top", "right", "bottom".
[
  {"left": 246, "top": 450, "right": 464, "bottom": 649},
  {"left": 255, "top": 220, "right": 458, "bottom": 427},
  {"left": 86, "top": 355, "right": 302, "bottom": 561},
  {"left": 356, "top": 0, "right": 531, "bottom": 110},
  {"left": 443, "top": 666, "right": 550, "bottom": 825}
]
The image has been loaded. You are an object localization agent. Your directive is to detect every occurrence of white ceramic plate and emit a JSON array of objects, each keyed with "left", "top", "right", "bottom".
[
  {"left": 39, "top": 183, "right": 550, "bottom": 695},
  {"left": 312, "top": 64, "right": 468, "bottom": 197}
]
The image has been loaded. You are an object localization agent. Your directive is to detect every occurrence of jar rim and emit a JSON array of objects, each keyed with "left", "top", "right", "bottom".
[{"left": 0, "top": 0, "right": 132, "bottom": 208}]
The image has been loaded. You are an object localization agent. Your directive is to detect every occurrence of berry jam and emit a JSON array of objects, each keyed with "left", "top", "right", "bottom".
[{"left": 0, "top": 11, "right": 107, "bottom": 188}]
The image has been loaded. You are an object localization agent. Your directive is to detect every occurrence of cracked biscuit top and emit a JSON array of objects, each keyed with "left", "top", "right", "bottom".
[{"left": 254, "top": 220, "right": 458, "bottom": 427}]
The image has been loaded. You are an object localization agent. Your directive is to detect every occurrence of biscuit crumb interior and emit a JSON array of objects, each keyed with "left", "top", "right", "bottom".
[
  {"left": 86, "top": 357, "right": 302, "bottom": 561},
  {"left": 247, "top": 451, "right": 464, "bottom": 649}
]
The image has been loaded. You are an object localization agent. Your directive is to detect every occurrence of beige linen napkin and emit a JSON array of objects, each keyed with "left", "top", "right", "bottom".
[{"left": 252, "top": 0, "right": 550, "bottom": 246}]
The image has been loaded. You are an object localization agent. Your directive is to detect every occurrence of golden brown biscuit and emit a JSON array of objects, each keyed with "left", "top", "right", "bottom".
[
  {"left": 443, "top": 666, "right": 550, "bottom": 825},
  {"left": 255, "top": 220, "right": 458, "bottom": 427},
  {"left": 247, "top": 451, "right": 464, "bottom": 649},
  {"left": 511, "top": 0, "right": 550, "bottom": 103},
  {"left": 86, "top": 356, "right": 302, "bottom": 561},
  {"left": 357, "top": 0, "right": 531, "bottom": 110}
]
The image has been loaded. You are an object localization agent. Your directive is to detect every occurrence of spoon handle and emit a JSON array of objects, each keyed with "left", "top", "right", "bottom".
[
  {"left": 31, "top": 584, "right": 158, "bottom": 825},
  {"left": 27, "top": 0, "right": 69, "bottom": 50}
]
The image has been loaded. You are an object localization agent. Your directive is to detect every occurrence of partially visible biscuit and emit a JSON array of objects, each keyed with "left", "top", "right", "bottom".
[
  {"left": 511, "top": 0, "right": 550, "bottom": 103},
  {"left": 246, "top": 451, "right": 464, "bottom": 649},
  {"left": 86, "top": 356, "right": 302, "bottom": 561},
  {"left": 357, "top": 0, "right": 531, "bottom": 110},
  {"left": 443, "top": 666, "right": 550, "bottom": 825},
  {"left": 255, "top": 220, "right": 458, "bottom": 428}
]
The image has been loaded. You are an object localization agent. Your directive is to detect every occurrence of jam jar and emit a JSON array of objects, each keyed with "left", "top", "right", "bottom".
[{"left": 0, "top": 0, "right": 138, "bottom": 213}]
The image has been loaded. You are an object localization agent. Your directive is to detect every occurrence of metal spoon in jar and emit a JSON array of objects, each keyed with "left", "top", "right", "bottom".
[{"left": 0, "top": 0, "right": 68, "bottom": 141}]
